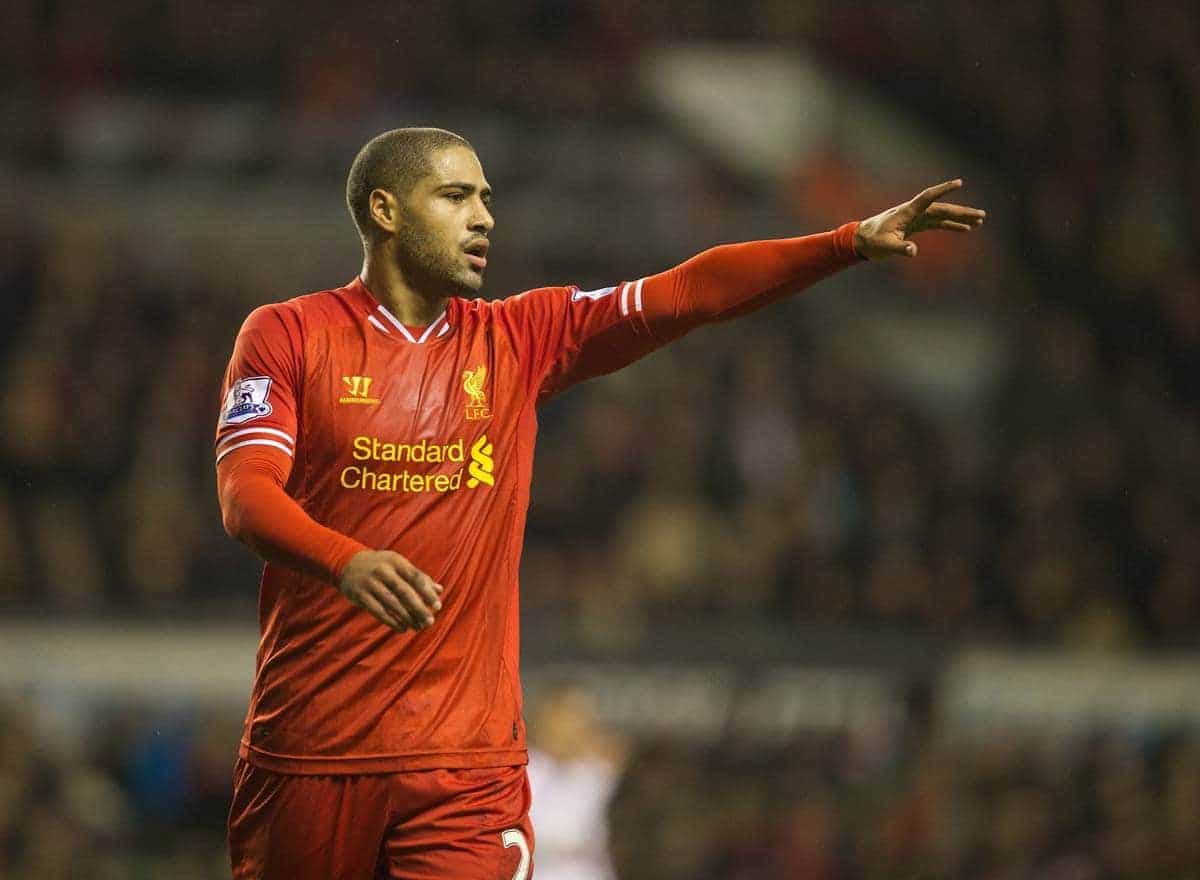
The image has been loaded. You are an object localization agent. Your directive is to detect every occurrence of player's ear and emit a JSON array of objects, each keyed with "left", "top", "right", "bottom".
[{"left": 368, "top": 188, "right": 400, "bottom": 235}]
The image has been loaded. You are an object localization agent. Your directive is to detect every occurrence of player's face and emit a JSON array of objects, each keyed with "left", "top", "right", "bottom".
[{"left": 396, "top": 146, "right": 494, "bottom": 295}]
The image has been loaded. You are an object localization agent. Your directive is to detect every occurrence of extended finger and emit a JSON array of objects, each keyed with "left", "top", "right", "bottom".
[
  {"left": 367, "top": 578, "right": 418, "bottom": 628},
  {"left": 909, "top": 179, "right": 963, "bottom": 213},
  {"left": 386, "top": 553, "right": 443, "bottom": 609},
  {"left": 924, "top": 202, "right": 986, "bottom": 224},
  {"left": 387, "top": 553, "right": 441, "bottom": 594},
  {"left": 933, "top": 220, "right": 974, "bottom": 232},
  {"left": 377, "top": 568, "right": 435, "bottom": 628},
  {"left": 359, "top": 590, "right": 410, "bottom": 631},
  {"left": 410, "top": 570, "right": 443, "bottom": 611}
]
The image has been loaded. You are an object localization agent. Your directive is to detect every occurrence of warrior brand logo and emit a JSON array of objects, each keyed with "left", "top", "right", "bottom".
[
  {"left": 462, "top": 365, "right": 492, "bottom": 420},
  {"left": 340, "top": 375, "right": 381, "bottom": 405},
  {"left": 221, "top": 377, "right": 273, "bottom": 425}
]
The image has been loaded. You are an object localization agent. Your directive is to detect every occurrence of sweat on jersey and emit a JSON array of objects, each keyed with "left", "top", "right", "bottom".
[{"left": 215, "top": 222, "right": 862, "bottom": 774}]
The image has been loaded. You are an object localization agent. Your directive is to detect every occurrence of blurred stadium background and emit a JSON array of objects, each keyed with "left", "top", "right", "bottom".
[{"left": 2, "top": 1, "right": 1199, "bottom": 877}]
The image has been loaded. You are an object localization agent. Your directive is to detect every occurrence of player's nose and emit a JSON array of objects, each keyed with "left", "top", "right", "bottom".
[{"left": 470, "top": 203, "right": 494, "bottom": 234}]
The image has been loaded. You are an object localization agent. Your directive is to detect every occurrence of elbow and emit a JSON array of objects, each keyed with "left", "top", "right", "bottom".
[
  {"left": 218, "top": 480, "right": 249, "bottom": 543},
  {"left": 216, "top": 453, "right": 288, "bottom": 551},
  {"left": 668, "top": 276, "right": 720, "bottom": 326},
  {"left": 219, "top": 489, "right": 274, "bottom": 565},
  {"left": 221, "top": 500, "right": 245, "bottom": 543}
]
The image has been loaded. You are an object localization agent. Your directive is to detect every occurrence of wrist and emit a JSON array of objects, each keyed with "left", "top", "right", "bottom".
[
  {"left": 835, "top": 220, "right": 868, "bottom": 261},
  {"left": 331, "top": 542, "right": 371, "bottom": 585},
  {"left": 850, "top": 223, "right": 867, "bottom": 260}
]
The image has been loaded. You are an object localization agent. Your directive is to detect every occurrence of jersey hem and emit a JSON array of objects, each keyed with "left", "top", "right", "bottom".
[{"left": 238, "top": 741, "right": 529, "bottom": 775}]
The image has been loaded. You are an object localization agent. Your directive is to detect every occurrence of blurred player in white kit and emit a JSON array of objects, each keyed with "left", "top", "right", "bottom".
[{"left": 528, "top": 686, "right": 626, "bottom": 880}]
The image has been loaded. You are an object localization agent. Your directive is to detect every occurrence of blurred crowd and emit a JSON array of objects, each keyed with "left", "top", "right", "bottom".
[
  {"left": 0, "top": 696, "right": 239, "bottom": 878},
  {"left": 609, "top": 725, "right": 1200, "bottom": 880},
  {"left": 2, "top": 688, "right": 1197, "bottom": 879},
  {"left": 0, "top": 0, "right": 1198, "bottom": 648}
]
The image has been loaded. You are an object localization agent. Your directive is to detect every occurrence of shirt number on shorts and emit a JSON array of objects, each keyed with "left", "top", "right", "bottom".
[{"left": 502, "top": 828, "right": 530, "bottom": 880}]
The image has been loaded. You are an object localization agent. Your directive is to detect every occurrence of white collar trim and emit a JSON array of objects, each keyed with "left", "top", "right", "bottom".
[{"left": 374, "top": 305, "right": 448, "bottom": 344}]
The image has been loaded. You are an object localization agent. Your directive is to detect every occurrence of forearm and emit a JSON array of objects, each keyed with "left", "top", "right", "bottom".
[
  {"left": 643, "top": 221, "right": 862, "bottom": 332},
  {"left": 217, "top": 448, "right": 367, "bottom": 583}
]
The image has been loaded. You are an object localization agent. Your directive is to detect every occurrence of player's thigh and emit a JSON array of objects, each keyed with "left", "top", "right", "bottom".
[
  {"left": 228, "top": 757, "right": 392, "bottom": 880},
  {"left": 382, "top": 765, "right": 535, "bottom": 880}
]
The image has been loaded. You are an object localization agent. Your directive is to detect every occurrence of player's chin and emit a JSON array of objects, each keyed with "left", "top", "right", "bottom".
[{"left": 458, "top": 266, "right": 485, "bottom": 291}]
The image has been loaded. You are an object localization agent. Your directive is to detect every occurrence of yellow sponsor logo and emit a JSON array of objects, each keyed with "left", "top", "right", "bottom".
[
  {"left": 340, "top": 434, "right": 495, "bottom": 493},
  {"left": 467, "top": 435, "right": 494, "bottom": 488},
  {"left": 462, "top": 365, "right": 492, "bottom": 420},
  {"left": 339, "top": 375, "right": 380, "bottom": 405}
]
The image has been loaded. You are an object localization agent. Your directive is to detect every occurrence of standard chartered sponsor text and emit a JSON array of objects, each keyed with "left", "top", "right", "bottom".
[
  {"left": 342, "top": 435, "right": 493, "bottom": 493},
  {"left": 353, "top": 436, "right": 465, "bottom": 463}
]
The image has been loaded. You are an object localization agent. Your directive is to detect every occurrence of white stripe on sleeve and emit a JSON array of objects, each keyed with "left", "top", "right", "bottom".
[
  {"left": 633, "top": 277, "right": 644, "bottom": 313},
  {"left": 215, "top": 438, "right": 295, "bottom": 465},
  {"left": 619, "top": 282, "right": 630, "bottom": 316},
  {"left": 218, "top": 427, "right": 296, "bottom": 448}
]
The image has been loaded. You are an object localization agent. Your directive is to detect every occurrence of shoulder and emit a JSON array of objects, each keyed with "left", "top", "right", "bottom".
[
  {"left": 239, "top": 285, "right": 360, "bottom": 336},
  {"left": 473, "top": 286, "right": 578, "bottom": 320},
  {"left": 453, "top": 289, "right": 571, "bottom": 342}
]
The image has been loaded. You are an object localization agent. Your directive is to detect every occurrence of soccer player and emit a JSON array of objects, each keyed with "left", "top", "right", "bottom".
[{"left": 216, "top": 127, "right": 984, "bottom": 879}]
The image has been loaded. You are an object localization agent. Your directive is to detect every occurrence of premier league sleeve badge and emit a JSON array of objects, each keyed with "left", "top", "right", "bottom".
[{"left": 221, "top": 376, "right": 274, "bottom": 425}]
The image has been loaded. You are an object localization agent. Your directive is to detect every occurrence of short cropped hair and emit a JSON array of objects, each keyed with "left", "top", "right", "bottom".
[{"left": 345, "top": 127, "right": 474, "bottom": 240}]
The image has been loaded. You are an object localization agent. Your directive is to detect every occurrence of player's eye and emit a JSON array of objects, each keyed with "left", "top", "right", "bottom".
[{"left": 446, "top": 192, "right": 466, "bottom": 203}]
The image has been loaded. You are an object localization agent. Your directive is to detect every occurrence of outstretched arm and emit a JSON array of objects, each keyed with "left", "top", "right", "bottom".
[
  {"left": 649, "top": 178, "right": 986, "bottom": 326},
  {"left": 529, "top": 179, "right": 985, "bottom": 397}
]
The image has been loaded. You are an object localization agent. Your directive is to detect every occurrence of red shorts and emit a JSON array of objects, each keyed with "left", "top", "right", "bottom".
[{"left": 228, "top": 758, "right": 534, "bottom": 879}]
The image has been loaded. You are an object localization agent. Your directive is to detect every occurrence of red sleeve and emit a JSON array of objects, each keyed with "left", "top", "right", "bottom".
[
  {"left": 214, "top": 304, "right": 366, "bottom": 583},
  {"left": 217, "top": 446, "right": 367, "bottom": 583},
  {"left": 215, "top": 304, "right": 303, "bottom": 463},
  {"left": 501, "top": 221, "right": 862, "bottom": 400}
]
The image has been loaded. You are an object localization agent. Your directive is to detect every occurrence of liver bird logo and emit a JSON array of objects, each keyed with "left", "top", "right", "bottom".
[
  {"left": 462, "top": 365, "right": 492, "bottom": 420},
  {"left": 463, "top": 365, "right": 487, "bottom": 406}
]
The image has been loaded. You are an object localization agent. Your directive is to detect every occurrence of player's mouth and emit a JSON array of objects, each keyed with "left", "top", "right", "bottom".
[{"left": 463, "top": 240, "right": 489, "bottom": 270}]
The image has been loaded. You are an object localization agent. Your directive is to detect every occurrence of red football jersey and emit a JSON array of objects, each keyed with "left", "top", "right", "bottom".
[
  {"left": 215, "top": 224, "right": 860, "bottom": 774},
  {"left": 216, "top": 277, "right": 671, "bottom": 773}
]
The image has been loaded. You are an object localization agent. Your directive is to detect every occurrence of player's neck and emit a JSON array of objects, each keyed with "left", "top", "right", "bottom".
[{"left": 360, "top": 257, "right": 448, "bottom": 327}]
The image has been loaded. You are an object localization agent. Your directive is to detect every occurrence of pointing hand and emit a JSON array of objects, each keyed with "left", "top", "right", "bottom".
[{"left": 853, "top": 179, "right": 985, "bottom": 260}]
